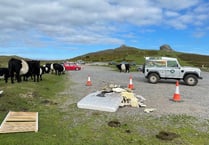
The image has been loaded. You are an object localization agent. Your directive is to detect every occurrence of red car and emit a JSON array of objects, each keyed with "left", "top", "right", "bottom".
[{"left": 64, "top": 62, "right": 81, "bottom": 71}]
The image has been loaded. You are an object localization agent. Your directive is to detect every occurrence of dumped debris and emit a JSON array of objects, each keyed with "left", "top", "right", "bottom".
[
  {"left": 77, "top": 91, "right": 123, "bottom": 112},
  {"left": 77, "top": 84, "right": 149, "bottom": 112},
  {"left": 0, "top": 90, "right": 3, "bottom": 96},
  {"left": 0, "top": 111, "right": 38, "bottom": 133},
  {"left": 144, "top": 108, "right": 156, "bottom": 113},
  {"left": 103, "top": 84, "right": 147, "bottom": 108}
]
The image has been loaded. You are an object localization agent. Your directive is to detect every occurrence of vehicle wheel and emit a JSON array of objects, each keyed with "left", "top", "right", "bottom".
[
  {"left": 184, "top": 75, "right": 198, "bottom": 86},
  {"left": 148, "top": 73, "right": 159, "bottom": 84}
]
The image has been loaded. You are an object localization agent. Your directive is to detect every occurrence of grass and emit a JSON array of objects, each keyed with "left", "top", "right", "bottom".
[{"left": 0, "top": 72, "right": 208, "bottom": 145}]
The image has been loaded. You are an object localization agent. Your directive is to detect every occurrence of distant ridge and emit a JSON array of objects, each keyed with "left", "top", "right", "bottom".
[
  {"left": 1, "top": 45, "right": 209, "bottom": 69},
  {"left": 69, "top": 45, "right": 209, "bottom": 68}
]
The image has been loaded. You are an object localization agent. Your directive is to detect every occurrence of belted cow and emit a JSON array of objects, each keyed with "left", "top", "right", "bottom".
[
  {"left": 24, "top": 60, "right": 40, "bottom": 82},
  {"left": 116, "top": 63, "right": 130, "bottom": 73},
  {"left": 8, "top": 58, "right": 41, "bottom": 83},
  {"left": 39, "top": 65, "right": 48, "bottom": 80},
  {"left": 53, "top": 63, "right": 65, "bottom": 75},
  {"left": 8, "top": 58, "right": 28, "bottom": 83},
  {"left": 45, "top": 63, "right": 65, "bottom": 75}
]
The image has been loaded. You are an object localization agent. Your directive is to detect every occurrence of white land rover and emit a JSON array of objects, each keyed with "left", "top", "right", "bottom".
[{"left": 142, "top": 57, "right": 203, "bottom": 86}]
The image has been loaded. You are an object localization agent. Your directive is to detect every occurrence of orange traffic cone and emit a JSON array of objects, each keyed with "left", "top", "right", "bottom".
[
  {"left": 128, "top": 75, "right": 134, "bottom": 90},
  {"left": 86, "top": 75, "right": 92, "bottom": 86},
  {"left": 172, "top": 81, "right": 181, "bottom": 102}
]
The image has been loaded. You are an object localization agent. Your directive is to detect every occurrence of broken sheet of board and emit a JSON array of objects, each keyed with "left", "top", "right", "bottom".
[
  {"left": 0, "top": 111, "right": 38, "bottom": 133},
  {"left": 77, "top": 91, "right": 123, "bottom": 112}
]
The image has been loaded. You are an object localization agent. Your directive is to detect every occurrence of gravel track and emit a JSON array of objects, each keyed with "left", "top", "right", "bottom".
[{"left": 65, "top": 65, "right": 209, "bottom": 120}]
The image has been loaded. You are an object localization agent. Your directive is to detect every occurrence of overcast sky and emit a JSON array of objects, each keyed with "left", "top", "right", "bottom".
[{"left": 0, "top": 0, "right": 209, "bottom": 60}]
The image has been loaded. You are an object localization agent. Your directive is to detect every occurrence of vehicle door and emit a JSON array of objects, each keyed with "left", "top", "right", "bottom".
[
  {"left": 155, "top": 60, "right": 166, "bottom": 78},
  {"left": 165, "top": 60, "right": 181, "bottom": 78}
]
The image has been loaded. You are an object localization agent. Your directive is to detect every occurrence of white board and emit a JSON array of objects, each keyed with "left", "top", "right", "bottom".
[{"left": 77, "top": 91, "right": 123, "bottom": 112}]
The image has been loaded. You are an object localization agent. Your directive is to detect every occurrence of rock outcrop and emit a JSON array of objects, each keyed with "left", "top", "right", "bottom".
[{"left": 160, "top": 44, "right": 174, "bottom": 52}]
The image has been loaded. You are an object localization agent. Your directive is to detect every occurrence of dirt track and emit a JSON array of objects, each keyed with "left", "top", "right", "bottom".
[{"left": 66, "top": 65, "right": 209, "bottom": 120}]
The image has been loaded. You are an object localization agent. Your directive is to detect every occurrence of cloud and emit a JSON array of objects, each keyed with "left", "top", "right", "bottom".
[
  {"left": 155, "top": 0, "right": 199, "bottom": 10},
  {"left": 0, "top": 0, "right": 208, "bottom": 49}
]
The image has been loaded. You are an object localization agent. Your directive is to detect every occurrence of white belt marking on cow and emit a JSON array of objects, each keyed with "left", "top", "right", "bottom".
[
  {"left": 40, "top": 68, "right": 42, "bottom": 75},
  {"left": 50, "top": 64, "right": 53, "bottom": 70},
  {"left": 121, "top": 64, "right": 126, "bottom": 71},
  {"left": 20, "top": 59, "right": 29, "bottom": 75}
]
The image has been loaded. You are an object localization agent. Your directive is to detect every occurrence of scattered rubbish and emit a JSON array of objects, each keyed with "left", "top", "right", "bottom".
[
  {"left": 78, "top": 83, "right": 149, "bottom": 112},
  {"left": 108, "top": 120, "right": 121, "bottom": 127},
  {"left": 156, "top": 131, "right": 180, "bottom": 140},
  {"left": 144, "top": 108, "right": 156, "bottom": 113},
  {"left": 136, "top": 95, "right": 146, "bottom": 101},
  {"left": 0, "top": 111, "right": 38, "bottom": 133},
  {"left": 112, "top": 87, "right": 126, "bottom": 93},
  {"left": 0, "top": 90, "right": 3, "bottom": 95},
  {"left": 121, "top": 92, "right": 139, "bottom": 107},
  {"left": 138, "top": 102, "right": 147, "bottom": 107}
]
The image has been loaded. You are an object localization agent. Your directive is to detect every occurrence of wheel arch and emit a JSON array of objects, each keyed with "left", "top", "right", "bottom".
[
  {"left": 147, "top": 71, "right": 160, "bottom": 78},
  {"left": 183, "top": 72, "right": 199, "bottom": 80}
]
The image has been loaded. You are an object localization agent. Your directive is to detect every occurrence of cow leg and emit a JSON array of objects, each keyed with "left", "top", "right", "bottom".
[
  {"left": 4, "top": 76, "right": 8, "bottom": 83},
  {"left": 17, "top": 75, "right": 21, "bottom": 82},
  {"left": 11, "top": 74, "right": 14, "bottom": 84},
  {"left": 36, "top": 75, "right": 39, "bottom": 82},
  {"left": 16, "top": 72, "right": 21, "bottom": 82}
]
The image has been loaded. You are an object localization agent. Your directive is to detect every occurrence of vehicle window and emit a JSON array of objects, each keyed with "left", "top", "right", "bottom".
[
  {"left": 167, "top": 60, "right": 178, "bottom": 67},
  {"left": 146, "top": 60, "right": 166, "bottom": 67}
]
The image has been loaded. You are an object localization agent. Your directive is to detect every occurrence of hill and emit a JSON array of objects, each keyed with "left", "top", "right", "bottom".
[
  {"left": 69, "top": 45, "right": 209, "bottom": 68},
  {"left": 1, "top": 45, "right": 209, "bottom": 69}
]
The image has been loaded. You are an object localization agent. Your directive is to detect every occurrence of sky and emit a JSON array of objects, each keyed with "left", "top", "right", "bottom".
[{"left": 0, "top": 0, "right": 209, "bottom": 60}]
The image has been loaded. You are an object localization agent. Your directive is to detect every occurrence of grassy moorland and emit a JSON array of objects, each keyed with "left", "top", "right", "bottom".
[{"left": 70, "top": 45, "right": 209, "bottom": 71}]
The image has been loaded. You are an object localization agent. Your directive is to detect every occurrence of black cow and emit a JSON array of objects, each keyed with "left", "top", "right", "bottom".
[
  {"left": 8, "top": 58, "right": 41, "bottom": 83},
  {"left": 116, "top": 63, "right": 130, "bottom": 73},
  {"left": 0, "top": 68, "right": 10, "bottom": 83},
  {"left": 24, "top": 60, "right": 40, "bottom": 82},
  {"left": 8, "top": 58, "right": 26, "bottom": 83},
  {"left": 39, "top": 65, "right": 49, "bottom": 80},
  {"left": 44, "top": 63, "right": 51, "bottom": 73},
  {"left": 45, "top": 63, "right": 65, "bottom": 75},
  {"left": 45, "top": 63, "right": 55, "bottom": 74},
  {"left": 53, "top": 63, "right": 65, "bottom": 75}
]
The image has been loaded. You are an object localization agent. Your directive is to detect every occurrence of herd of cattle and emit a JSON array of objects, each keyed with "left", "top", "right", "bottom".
[
  {"left": 0, "top": 58, "right": 65, "bottom": 84},
  {"left": 0, "top": 58, "right": 132, "bottom": 84}
]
